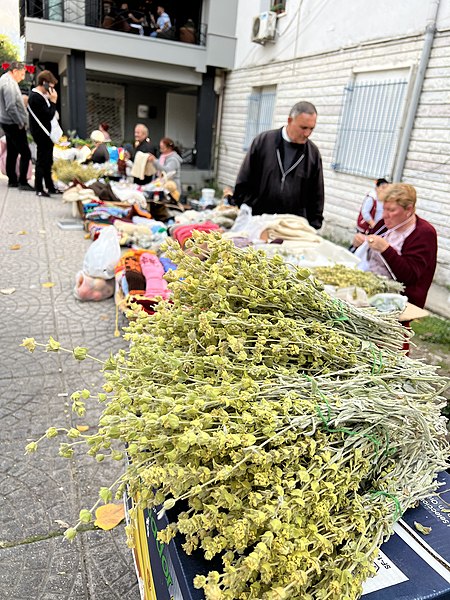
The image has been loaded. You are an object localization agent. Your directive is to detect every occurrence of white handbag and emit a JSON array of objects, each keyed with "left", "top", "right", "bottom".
[{"left": 27, "top": 96, "right": 63, "bottom": 144}]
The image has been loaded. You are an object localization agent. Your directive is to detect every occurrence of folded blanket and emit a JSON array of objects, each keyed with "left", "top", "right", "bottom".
[{"left": 262, "top": 215, "right": 321, "bottom": 243}]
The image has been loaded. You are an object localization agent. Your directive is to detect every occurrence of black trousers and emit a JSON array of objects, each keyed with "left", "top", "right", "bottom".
[
  {"left": 33, "top": 132, "right": 55, "bottom": 193},
  {"left": 1, "top": 123, "right": 31, "bottom": 185}
]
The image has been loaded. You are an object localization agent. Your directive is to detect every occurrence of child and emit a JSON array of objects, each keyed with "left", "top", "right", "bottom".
[{"left": 356, "top": 178, "right": 389, "bottom": 233}]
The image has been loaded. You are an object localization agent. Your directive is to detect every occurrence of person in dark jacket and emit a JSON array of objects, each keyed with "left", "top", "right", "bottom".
[
  {"left": 352, "top": 183, "right": 437, "bottom": 308},
  {"left": 126, "top": 123, "right": 157, "bottom": 184},
  {"left": 28, "top": 69, "right": 59, "bottom": 197},
  {"left": 233, "top": 101, "right": 325, "bottom": 230},
  {"left": 85, "top": 130, "right": 110, "bottom": 164}
]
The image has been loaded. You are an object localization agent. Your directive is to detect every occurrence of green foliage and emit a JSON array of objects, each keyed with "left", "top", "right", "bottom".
[
  {"left": 313, "top": 264, "right": 404, "bottom": 297},
  {"left": 0, "top": 34, "right": 20, "bottom": 64},
  {"left": 22, "top": 234, "right": 450, "bottom": 600},
  {"left": 411, "top": 316, "right": 450, "bottom": 348}
]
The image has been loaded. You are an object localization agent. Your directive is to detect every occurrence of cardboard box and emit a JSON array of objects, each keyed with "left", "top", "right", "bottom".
[
  {"left": 399, "top": 471, "right": 450, "bottom": 568},
  {"left": 129, "top": 473, "right": 450, "bottom": 600}
]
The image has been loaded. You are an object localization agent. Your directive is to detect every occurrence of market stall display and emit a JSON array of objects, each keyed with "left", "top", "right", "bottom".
[{"left": 23, "top": 233, "right": 449, "bottom": 600}]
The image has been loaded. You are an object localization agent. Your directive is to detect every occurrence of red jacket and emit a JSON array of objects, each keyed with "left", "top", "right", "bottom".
[{"left": 371, "top": 216, "right": 437, "bottom": 308}]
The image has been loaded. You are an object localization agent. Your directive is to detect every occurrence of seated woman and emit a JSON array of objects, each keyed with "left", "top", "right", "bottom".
[
  {"left": 352, "top": 183, "right": 437, "bottom": 309},
  {"left": 84, "top": 130, "right": 110, "bottom": 164}
]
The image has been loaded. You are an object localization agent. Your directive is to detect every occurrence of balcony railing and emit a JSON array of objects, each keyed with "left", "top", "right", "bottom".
[{"left": 22, "top": 0, "right": 207, "bottom": 46}]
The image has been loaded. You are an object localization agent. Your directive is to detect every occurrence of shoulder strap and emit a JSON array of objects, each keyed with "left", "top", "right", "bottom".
[{"left": 27, "top": 104, "right": 51, "bottom": 137}]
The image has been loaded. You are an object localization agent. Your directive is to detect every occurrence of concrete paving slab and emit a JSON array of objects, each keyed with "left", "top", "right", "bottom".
[{"left": 0, "top": 176, "right": 139, "bottom": 599}]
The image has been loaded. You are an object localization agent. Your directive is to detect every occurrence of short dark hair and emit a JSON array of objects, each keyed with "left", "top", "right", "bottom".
[
  {"left": 37, "top": 70, "right": 58, "bottom": 86},
  {"left": 289, "top": 101, "right": 317, "bottom": 118},
  {"left": 375, "top": 178, "right": 389, "bottom": 187},
  {"left": 8, "top": 61, "right": 25, "bottom": 72}
]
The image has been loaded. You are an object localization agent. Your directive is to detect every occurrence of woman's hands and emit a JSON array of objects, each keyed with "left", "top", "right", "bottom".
[
  {"left": 352, "top": 233, "right": 390, "bottom": 253},
  {"left": 48, "top": 88, "right": 58, "bottom": 104},
  {"left": 367, "top": 235, "right": 389, "bottom": 252},
  {"left": 147, "top": 153, "right": 156, "bottom": 162},
  {"left": 352, "top": 233, "right": 366, "bottom": 248}
]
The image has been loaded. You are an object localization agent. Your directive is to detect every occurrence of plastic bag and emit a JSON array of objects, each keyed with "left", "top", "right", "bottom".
[
  {"left": 73, "top": 271, "right": 115, "bottom": 301},
  {"left": 353, "top": 240, "right": 370, "bottom": 271},
  {"left": 369, "top": 293, "right": 407, "bottom": 313},
  {"left": 82, "top": 226, "right": 121, "bottom": 279},
  {"left": 50, "top": 116, "right": 63, "bottom": 144}
]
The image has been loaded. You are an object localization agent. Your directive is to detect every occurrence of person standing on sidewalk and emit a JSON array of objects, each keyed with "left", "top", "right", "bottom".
[
  {"left": 28, "top": 70, "right": 59, "bottom": 197},
  {"left": 232, "top": 101, "right": 324, "bottom": 230},
  {"left": 0, "top": 62, "right": 34, "bottom": 191}
]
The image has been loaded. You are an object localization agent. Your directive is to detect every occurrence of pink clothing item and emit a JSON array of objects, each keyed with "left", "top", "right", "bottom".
[
  {"left": 140, "top": 252, "right": 170, "bottom": 300},
  {"left": 157, "top": 151, "right": 172, "bottom": 167},
  {"left": 368, "top": 221, "right": 416, "bottom": 279},
  {"left": 172, "top": 221, "right": 220, "bottom": 249}
]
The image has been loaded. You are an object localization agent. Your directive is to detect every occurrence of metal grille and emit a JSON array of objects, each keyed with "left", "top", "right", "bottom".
[
  {"left": 332, "top": 79, "right": 408, "bottom": 179},
  {"left": 244, "top": 90, "right": 276, "bottom": 150},
  {"left": 86, "top": 81, "right": 125, "bottom": 143}
]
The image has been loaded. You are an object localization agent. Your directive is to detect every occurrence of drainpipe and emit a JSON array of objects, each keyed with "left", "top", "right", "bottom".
[
  {"left": 392, "top": 0, "right": 441, "bottom": 182},
  {"left": 213, "top": 69, "right": 226, "bottom": 184}
]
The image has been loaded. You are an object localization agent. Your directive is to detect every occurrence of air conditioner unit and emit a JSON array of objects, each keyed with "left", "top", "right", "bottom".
[{"left": 252, "top": 11, "right": 277, "bottom": 44}]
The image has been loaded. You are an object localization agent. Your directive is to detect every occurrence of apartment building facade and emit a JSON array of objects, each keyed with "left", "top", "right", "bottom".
[
  {"left": 20, "top": 0, "right": 238, "bottom": 180},
  {"left": 216, "top": 0, "right": 450, "bottom": 300}
]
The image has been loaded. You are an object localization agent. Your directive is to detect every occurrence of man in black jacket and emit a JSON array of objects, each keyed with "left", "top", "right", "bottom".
[
  {"left": 233, "top": 101, "right": 324, "bottom": 230},
  {"left": 127, "top": 123, "right": 157, "bottom": 185}
]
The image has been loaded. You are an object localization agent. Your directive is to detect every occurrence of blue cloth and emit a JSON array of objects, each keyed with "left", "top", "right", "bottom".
[{"left": 159, "top": 257, "right": 177, "bottom": 273}]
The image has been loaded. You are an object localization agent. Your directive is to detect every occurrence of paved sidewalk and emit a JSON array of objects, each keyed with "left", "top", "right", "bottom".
[{"left": 0, "top": 177, "right": 140, "bottom": 600}]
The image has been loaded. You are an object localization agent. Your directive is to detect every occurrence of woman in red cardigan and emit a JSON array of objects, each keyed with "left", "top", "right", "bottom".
[{"left": 352, "top": 183, "right": 437, "bottom": 308}]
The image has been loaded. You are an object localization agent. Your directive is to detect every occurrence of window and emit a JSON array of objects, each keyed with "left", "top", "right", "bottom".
[
  {"left": 270, "top": 2, "right": 286, "bottom": 14},
  {"left": 260, "top": 1, "right": 286, "bottom": 15},
  {"left": 243, "top": 87, "right": 276, "bottom": 150},
  {"left": 332, "top": 73, "right": 409, "bottom": 179}
]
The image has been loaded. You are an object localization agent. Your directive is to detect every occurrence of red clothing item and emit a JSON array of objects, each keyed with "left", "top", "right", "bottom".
[{"left": 371, "top": 216, "right": 437, "bottom": 308}]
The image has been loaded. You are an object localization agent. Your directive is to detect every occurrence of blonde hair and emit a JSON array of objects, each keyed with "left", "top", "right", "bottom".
[{"left": 383, "top": 183, "right": 416, "bottom": 211}]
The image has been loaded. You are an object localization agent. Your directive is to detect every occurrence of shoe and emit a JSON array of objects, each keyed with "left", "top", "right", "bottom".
[
  {"left": 48, "top": 188, "right": 62, "bottom": 195},
  {"left": 18, "top": 183, "right": 35, "bottom": 192},
  {"left": 8, "top": 182, "right": 19, "bottom": 188},
  {"left": 36, "top": 191, "right": 50, "bottom": 198}
]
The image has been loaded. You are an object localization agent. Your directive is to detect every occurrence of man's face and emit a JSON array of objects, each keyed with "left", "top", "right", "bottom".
[
  {"left": 134, "top": 126, "right": 147, "bottom": 143},
  {"left": 157, "top": 6, "right": 163, "bottom": 15},
  {"left": 286, "top": 112, "right": 316, "bottom": 144},
  {"left": 12, "top": 68, "right": 26, "bottom": 83}
]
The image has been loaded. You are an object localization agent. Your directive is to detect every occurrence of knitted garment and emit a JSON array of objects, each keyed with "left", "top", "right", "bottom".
[
  {"left": 140, "top": 252, "right": 170, "bottom": 300},
  {"left": 159, "top": 256, "right": 177, "bottom": 273},
  {"left": 130, "top": 151, "right": 156, "bottom": 181},
  {"left": 171, "top": 221, "right": 220, "bottom": 249}
]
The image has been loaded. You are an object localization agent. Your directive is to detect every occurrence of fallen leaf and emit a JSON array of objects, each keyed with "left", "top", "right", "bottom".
[
  {"left": 42, "top": 282, "right": 55, "bottom": 288},
  {"left": 18, "top": 230, "right": 27, "bottom": 235},
  {"left": 76, "top": 425, "right": 90, "bottom": 432},
  {"left": 0, "top": 288, "right": 16, "bottom": 295},
  {"left": 414, "top": 521, "right": 432, "bottom": 535},
  {"left": 94, "top": 503, "right": 125, "bottom": 531},
  {"left": 10, "top": 244, "right": 21, "bottom": 250},
  {"left": 55, "top": 519, "right": 70, "bottom": 529}
]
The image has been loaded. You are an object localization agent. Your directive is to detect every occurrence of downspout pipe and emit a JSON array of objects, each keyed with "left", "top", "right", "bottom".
[
  {"left": 392, "top": 0, "right": 441, "bottom": 182},
  {"left": 213, "top": 70, "right": 226, "bottom": 184}
]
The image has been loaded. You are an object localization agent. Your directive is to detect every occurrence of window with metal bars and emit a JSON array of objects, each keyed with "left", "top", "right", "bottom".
[
  {"left": 86, "top": 81, "right": 125, "bottom": 143},
  {"left": 332, "top": 77, "right": 409, "bottom": 180},
  {"left": 243, "top": 87, "right": 276, "bottom": 150}
]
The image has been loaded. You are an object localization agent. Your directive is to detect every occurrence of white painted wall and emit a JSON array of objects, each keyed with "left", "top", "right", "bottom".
[
  {"left": 234, "top": 0, "right": 450, "bottom": 67},
  {"left": 216, "top": 8, "right": 450, "bottom": 288}
]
